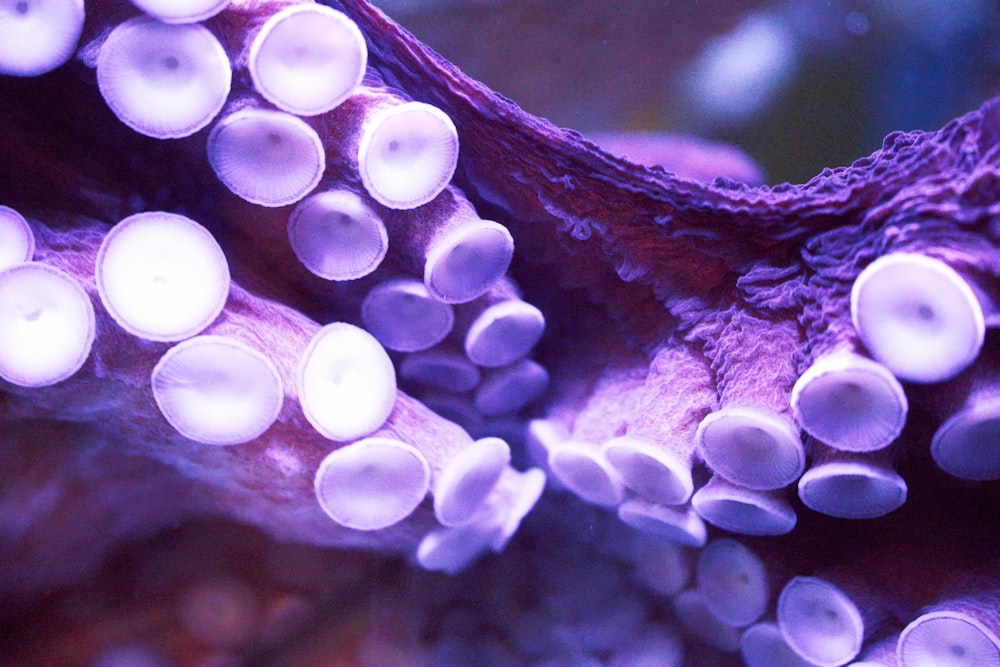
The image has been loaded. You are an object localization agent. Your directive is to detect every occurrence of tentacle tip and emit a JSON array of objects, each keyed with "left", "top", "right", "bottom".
[
  {"left": 671, "top": 588, "right": 743, "bottom": 652},
  {"left": 490, "top": 466, "right": 547, "bottom": 552},
  {"left": 415, "top": 521, "right": 501, "bottom": 574}
]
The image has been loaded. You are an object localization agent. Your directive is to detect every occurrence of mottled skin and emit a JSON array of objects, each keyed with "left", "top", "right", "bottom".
[{"left": 1, "top": 1, "right": 1000, "bottom": 665}]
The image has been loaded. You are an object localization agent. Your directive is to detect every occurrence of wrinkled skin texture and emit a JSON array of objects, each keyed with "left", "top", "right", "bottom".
[{"left": 1, "top": 1, "right": 1000, "bottom": 665}]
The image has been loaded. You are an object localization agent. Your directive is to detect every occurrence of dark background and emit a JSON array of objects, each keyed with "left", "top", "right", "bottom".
[{"left": 373, "top": 0, "right": 1000, "bottom": 184}]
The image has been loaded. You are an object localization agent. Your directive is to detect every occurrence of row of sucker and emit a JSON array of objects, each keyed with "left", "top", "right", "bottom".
[{"left": 1, "top": 1, "right": 998, "bottom": 666}]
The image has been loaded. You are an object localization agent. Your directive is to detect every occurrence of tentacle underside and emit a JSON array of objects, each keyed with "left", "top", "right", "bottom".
[{"left": 0, "top": 1, "right": 999, "bottom": 666}]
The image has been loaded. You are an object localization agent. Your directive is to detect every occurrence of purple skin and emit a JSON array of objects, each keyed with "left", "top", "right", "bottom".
[{"left": 1, "top": 1, "right": 1000, "bottom": 664}]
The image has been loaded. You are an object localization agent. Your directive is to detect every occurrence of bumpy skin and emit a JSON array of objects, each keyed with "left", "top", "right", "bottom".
[{"left": 1, "top": 0, "right": 1000, "bottom": 664}]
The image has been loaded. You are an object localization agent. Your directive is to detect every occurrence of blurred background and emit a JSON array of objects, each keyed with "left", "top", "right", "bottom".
[{"left": 373, "top": 0, "right": 1000, "bottom": 184}]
